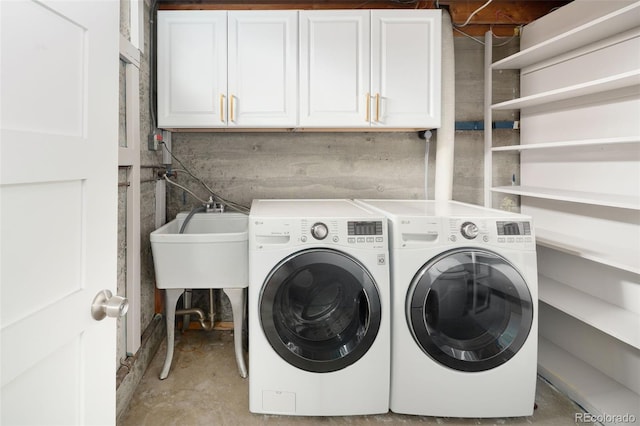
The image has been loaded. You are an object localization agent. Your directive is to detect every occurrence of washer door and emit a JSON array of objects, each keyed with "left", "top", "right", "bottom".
[
  {"left": 407, "top": 249, "right": 533, "bottom": 372},
  {"left": 259, "top": 248, "right": 381, "bottom": 373}
]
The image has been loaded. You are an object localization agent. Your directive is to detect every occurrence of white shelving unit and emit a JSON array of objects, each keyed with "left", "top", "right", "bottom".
[
  {"left": 492, "top": 2, "right": 640, "bottom": 71},
  {"left": 539, "top": 275, "right": 640, "bottom": 348},
  {"left": 491, "top": 185, "right": 640, "bottom": 210},
  {"left": 492, "top": 69, "right": 640, "bottom": 110},
  {"left": 485, "top": 1, "right": 640, "bottom": 422},
  {"left": 492, "top": 136, "right": 639, "bottom": 152},
  {"left": 538, "top": 337, "right": 640, "bottom": 422},
  {"left": 535, "top": 228, "right": 640, "bottom": 275}
]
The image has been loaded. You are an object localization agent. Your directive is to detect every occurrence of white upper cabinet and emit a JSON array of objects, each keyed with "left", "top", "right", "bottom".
[
  {"left": 228, "top": 11, "right": 298, "bottom": 127},
  {"left": 371, "top": 10, "right": 441, "bottom": 129},
  {"left": 299, "top": 10, "right": 371, "bottom": 127},
  {"left": 300, "top": 9, "right": 441, "bottom": 129},
  {"left": 158, "top": 10, "right": 297, "bottom": 129},
  {"left": 158, "top": 9, "right": 441, "bottom": 130},
  {"left": 158, "top": 11, "right": 227, "bottom": 128}
]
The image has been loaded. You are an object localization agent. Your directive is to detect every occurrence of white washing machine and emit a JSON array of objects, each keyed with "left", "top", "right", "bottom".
[
  {"left": 356, "top": 200, "right": 538, "bottom": 418},
  {"left": 248, "top": 199, "right": 390, "bottom": 416}
]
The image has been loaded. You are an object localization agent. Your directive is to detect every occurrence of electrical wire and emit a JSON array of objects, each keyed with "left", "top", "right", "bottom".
[
  {"left": 164, "top": 175, "right": 207, "bottom": 204},
  {"left": 454, "top": 0, "right": 493, "bottom": 28},
  {"left": 160, "top": 142, "right": 250, "bottom": 213},
  {"left": 448, "top": 0, "right": 522, "bottom": 46}
]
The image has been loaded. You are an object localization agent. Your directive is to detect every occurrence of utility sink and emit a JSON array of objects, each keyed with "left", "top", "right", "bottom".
[
  {"left": 150, "top": 212, "right": 248, "bottom": 289},
  {"left": 150, "top": 211, "right": 249, "bottom": 379}
]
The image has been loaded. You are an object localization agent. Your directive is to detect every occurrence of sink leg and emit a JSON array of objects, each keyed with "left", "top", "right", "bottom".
[
  {"left": 223, "top": 288, "right": 248, "bottom": 378},
  {"left": 159, "top": 288, "right": 184, "bottom": 380}
]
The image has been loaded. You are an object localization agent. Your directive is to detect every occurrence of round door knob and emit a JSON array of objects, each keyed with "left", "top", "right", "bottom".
[
  {"left": 310, "top": 222, "right": 329, "bottom": 240},
  {"left": 91, "top": 290, "right": 129, "bottom": 321},
  {"left": 460, "top": 222, "right": 479, "bottom": 240}
]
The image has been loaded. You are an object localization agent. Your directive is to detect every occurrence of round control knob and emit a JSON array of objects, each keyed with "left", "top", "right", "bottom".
[
  {"left": 460, "top": 222, "right": 479, "bottom": 240},
  {"left": 310, "top": 222, "right": 329, "bottom": 240}
]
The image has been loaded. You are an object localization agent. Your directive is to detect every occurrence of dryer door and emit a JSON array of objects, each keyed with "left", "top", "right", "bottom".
[
  {"left": 259, "top": 248, "right": 381, "bottom": 373},
  {"left": 407, "top": 249, "right": 533, "bottom": 372}
]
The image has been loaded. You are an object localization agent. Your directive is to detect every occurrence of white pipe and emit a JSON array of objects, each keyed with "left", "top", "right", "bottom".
[
  {"left": 434, "top": 9, "right": 455, "bottom": 201},
  {"left": 484, "top": 31, "right": 493, "bottom": 207}
]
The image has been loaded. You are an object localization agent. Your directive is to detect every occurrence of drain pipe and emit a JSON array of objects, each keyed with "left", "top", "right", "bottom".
[
  {"left": 176, "top": 288, "right": 216, "bottom": 331},
  {"left": 434, "top": 9, "right": 455, "bottom": 201}
]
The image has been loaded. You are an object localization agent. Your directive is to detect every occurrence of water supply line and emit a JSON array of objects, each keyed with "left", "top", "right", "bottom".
[{"left": 434, "top": 8, "right": 456, "bottom": 201}]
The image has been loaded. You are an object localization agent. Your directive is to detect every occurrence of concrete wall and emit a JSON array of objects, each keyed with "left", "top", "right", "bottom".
[{"left": 166, "top": 131, "right": 434, "bottom": 215}]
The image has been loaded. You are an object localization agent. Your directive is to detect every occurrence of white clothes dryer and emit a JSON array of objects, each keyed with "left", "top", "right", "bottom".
[
  {"left": 248, "top": 199, "right": 390, "bottom": 416},
  {"left": 355, "top": 200, "right": 538, "bottom": 418}
]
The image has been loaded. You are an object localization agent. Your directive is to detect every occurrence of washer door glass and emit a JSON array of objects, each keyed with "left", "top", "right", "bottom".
[
  {"left": 407, "top": 249, "right": 533, "bottom": 372},
  {"left": 259, "top": 248, "right": 381, "bottom": 373}
]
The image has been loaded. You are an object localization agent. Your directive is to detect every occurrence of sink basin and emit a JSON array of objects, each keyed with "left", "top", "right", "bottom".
[{"left": 150, "top": 212, "right": 248, "bottom": 289}]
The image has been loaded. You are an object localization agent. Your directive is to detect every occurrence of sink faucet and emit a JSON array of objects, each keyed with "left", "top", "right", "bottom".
[{"left": 204, "top": 196, "right": 225, "bottom": 213}]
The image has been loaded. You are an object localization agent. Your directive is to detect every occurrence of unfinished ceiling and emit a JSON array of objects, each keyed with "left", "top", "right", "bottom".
[{"left": 158, "top": 1, "right": 573, "bottom": 36}]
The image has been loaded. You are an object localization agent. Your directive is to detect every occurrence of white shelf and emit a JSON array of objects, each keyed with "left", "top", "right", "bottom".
[
  {"left": 534, "top": 228, "right": 640, "bottom": 275},
  {"left": 493, "top": 2, "right": 640, "bottom": 70},
  {"left": 538, "top": 337, "right": 640, "bottom": 426},
  {"left": 492, "top": 70, "right": 640, "bottom": 110},
  {"left": 492, "top": 185, "right": 640, "bottom": 210},
  {"left": 539, "top": 275, "right": 640, "bottom": 349},
  {"left": 492, "top": 136, "right": 640, "bottom": 152}
]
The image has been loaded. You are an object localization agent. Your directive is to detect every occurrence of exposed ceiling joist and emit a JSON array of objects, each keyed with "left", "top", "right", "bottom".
[
  {"left": 440, "top": 1, "right": 570, "bottom": 36},
  {"left": 158, "top": 0, "right": 572, "bottom": 37}
]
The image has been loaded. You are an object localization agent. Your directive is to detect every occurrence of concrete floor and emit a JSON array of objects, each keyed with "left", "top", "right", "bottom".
[{"left": 119, "top": 330, "right": 587, "bottom": 426}]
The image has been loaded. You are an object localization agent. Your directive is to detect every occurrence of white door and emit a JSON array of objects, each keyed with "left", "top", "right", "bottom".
[
  {"left": 371, "top": 10, "right": 441, "bottom": 128},
  {"left": 299, "top": 10, "right": 370, "bottom": 127},
  {"left": 228, "top": 11, "right": 298, "bottom": 128},
  {"left": 1, "top": 1, "right": 120, "bottom": 424},
  {"left": 157, "top": 11, "right": 227, "bottom": 128}
]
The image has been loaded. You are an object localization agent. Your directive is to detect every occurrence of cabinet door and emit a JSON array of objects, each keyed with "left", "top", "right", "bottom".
[
  {"left": 228, "top": 11, "right": 298, "bottom": 127},
  {"left": 371, "top": 10, "right": 441, "bottom": 128},
  {"left": 157, "top": 11, "right": 227, "bottom": 128},
  {"left": 299, "top": 10, "right": 370, "bottom": 127}
]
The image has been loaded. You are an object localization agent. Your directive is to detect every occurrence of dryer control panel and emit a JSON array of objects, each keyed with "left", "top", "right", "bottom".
[
  {"left": 298, "top": 219, "right": 386, "bottom": 249},
  {"left": 447, "top": 218, "right": 535, "bottom": 249}
]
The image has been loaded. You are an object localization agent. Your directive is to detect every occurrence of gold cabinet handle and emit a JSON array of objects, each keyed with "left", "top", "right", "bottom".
[
  {"left": 366, "top": 93, "right": 370, "bottom": 122},
  {"left": 220, "top": 94, "right": 225, "bottom": 123},
  {"left": 375, "top": 93, "right": 380, "bottom": 122},
  {"left": 230, "top": 95, "right": 235, "bottom": 123}
]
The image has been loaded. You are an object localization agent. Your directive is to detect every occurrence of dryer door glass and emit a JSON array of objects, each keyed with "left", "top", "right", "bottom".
[
  {"left": 407, "top": 249, "right": 533, "bottom": 372},
  {"left": 259, "top": 248, "right": 382, "bottom": 373}
]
